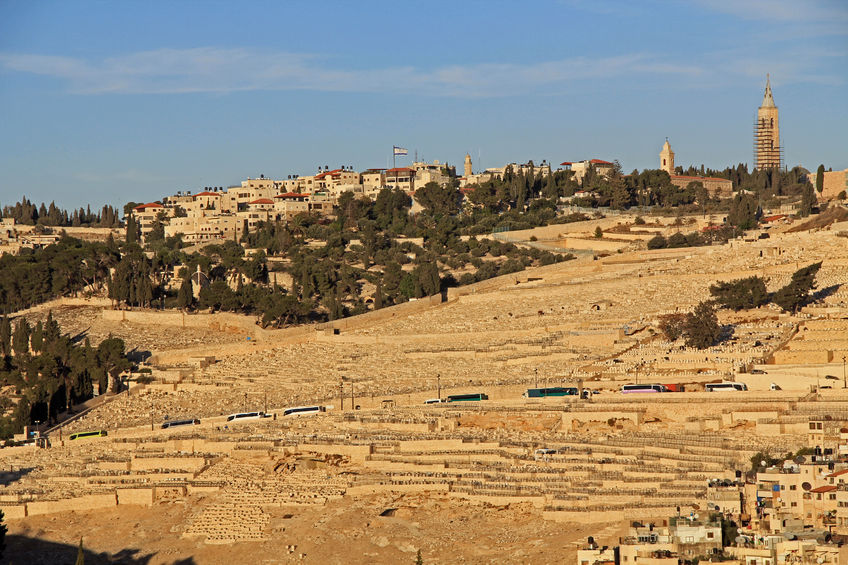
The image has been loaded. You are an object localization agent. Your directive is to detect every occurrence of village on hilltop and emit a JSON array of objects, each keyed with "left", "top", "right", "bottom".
[{"left": 0, "top": 77, "right": 848, "bottom": 564}]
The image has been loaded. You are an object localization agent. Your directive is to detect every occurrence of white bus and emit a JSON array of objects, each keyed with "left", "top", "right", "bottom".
[
  {"left": 621, "top": 384, "right": 667, "bottom": 394},
  {"left": 226, "top": 411, "right": 270, "bottom": 422},
  {"left": 282, "top": 406, "right": 326, "bottom": 417},
  {"left": 705, "top": 382, "right": 748, "bottom": 392}
]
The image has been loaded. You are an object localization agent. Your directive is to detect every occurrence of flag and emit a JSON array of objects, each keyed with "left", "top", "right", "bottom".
[{"left": 393, "top": 146, "right": 408, "bottom": 156}]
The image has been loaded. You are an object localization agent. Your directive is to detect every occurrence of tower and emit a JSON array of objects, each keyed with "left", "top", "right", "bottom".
[
  {"left": 659, "top": 138, "right": 675, "bottom": 175},
  {"left": 464, "top": 153, "right": 472, "bottom": 178},
  {"left": 754, "top": 74, "right": 782, "bottom": 170}
]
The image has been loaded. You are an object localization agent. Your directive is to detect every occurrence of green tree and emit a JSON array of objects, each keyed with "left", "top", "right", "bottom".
[
  {"left": 414, "top": 182, "right": 461, "bottom": 217},
  {"left": 594, "top": 226, "right": 603, "bottom": 238},
  {"left": 799, "top": 183, "right": 816, "bottom": 217},
  {"left": 684, "top": 301, "right": 721, "bottom": 349},
  {"left": 125, "top": 214, "right": 140, "bottom": 244},
  {"left": 177, "top": 277, "right": 194, "bottom": 311},
  {"left": 12, "top": 319, "right": 30, "bottom": 358},
  {"left": 772, "top": 262, "right": 822, "bottom": 313},
  {"left": 727, "top": 193, "right": 759, "bottom": 229},
  {"left": 815, "top": 164, "right": 825, "bottom": 193},
  {"left": 145, "top": 212, "right": 166, "bottom": 244},
  {"left": 0, "top": 316, "right": 11, "bottom": 358},
  {"left": 709, "top": 276, "right": 770, "bottom": 311},
  {"left": 97, "top": 337, "right": 131, "bottom": 393}
]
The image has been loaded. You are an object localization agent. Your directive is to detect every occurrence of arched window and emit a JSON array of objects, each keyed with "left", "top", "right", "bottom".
[
  {"left": 761, "top": 118, "right": 765, "bottom": 126},
  {"left": 770, "top": 140, "right": 774, "bottom": 149},
  {"left": 663, "top": 159, "right": 666, "bottom": 166},
  {"left": 770, "top": 118, "right": 774, "bottom": 127}
]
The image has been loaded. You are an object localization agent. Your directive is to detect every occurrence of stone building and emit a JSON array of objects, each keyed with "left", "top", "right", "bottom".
[
  {"left": 754, "top": 74, "right": 782, "bottom": 170},
  {"left": 660, "top": 138, "right": 674, "bottom": 175}
]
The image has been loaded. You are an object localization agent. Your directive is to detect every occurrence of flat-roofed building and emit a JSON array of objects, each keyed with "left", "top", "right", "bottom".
[
  {"left": 131, "top": 202, "right": 168, "bottom": 235},
  {"left": 386, "top": 167, "right": 415, "bottom": 193}
]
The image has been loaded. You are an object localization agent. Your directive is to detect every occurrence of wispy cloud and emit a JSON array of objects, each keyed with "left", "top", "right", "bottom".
[
  {"left": 0, "top": 44, "right": 842, "bottom": 97},
  {"left": 0, "top": 48, "right": 705, "bottom": 97},
  {"left": 693, "top": 0, "right": 848, "bottom": 30}
]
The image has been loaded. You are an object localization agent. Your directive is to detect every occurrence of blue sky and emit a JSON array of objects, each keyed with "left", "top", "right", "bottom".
[{"left": 1, "top": 0, "right": 846, "bottom": 210}]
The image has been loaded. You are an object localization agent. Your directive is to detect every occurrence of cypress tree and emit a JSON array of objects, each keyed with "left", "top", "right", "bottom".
[
  {"left": 12, "top": 319, "right": 30, "bottom": 358},
  {"left": 0, "top": 317, "right": 11, "bottom": 358}
]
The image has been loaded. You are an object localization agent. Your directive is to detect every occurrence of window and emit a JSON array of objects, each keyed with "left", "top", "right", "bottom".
[
  {"left": 791, "top": 502, "right": 797, "bottom": 507},
  {"left": 790, "top": 485, "right": 796, "bottom": 490}
]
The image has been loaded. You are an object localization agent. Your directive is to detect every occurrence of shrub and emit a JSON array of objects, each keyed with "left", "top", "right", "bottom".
[{"left": 647, "top": 234, "right": 667, "bottom": 249}]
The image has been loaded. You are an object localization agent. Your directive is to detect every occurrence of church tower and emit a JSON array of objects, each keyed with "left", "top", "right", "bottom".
[
  {"left": 754, "top": 74, "right": 782, "bottom": 169},
  {"left": 464, "top": 153, "right": 473, "bottom": 178},
  {"left": 659, "top": 138, "right": 675, "bottom": 175}
]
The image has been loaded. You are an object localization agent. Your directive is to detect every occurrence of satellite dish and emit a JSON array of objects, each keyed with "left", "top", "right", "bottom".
[
  {"left": 794, "top": 455, "right": 806, "bottom": 464},
  {"left": 802, "top": 482, "right": 812, "bottom": 491}
]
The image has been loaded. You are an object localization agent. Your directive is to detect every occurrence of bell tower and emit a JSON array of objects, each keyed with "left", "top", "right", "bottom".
[
  {"left": 754, "top": 74, "right": 782, "bottom": 169},
  {"left": 464, "top": 153, "right": 473, "bottom": 178},
  {"left": 659, "top": 138, "right": 675, "bottom": 175}
]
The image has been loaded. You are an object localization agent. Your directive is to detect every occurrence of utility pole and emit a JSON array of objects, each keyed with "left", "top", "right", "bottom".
[
  {"left": 350, "top": 382, "right": 355, "bottom": 410},
  {"left": 534, "top": 368, "right": 538, "bottom": 389},
  {"left": 339, "top": 377, "right": 344, "bottom": 411},
  {"left": 264, "top": 390, "right": 267, "bottom": 413},
  {"left": 437, "top": 373, "right": 441, "bottom": 401},
  {"left": 843, "top": 356, "right": 846, "bottom": 389}
]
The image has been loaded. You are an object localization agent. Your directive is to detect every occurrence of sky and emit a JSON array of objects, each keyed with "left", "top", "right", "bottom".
[{"left": 0, "top": 0, "right": 846, "bottom": 211}]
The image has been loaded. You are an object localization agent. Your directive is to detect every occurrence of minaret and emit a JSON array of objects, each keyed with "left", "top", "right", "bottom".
[
  {"left": 464, "top": 153, "right": 473, "bottom": 178},
  {"left": 659, "top": 138, "right": 675, "bottom": 175},
  {"left": 754, "top": 74, "right": 782, "bottom": 169}
]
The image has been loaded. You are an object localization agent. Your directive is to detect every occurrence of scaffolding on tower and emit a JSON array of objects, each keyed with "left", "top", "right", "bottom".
[{"left": 753, "top": 118, "right": 783, "bottom": 170}]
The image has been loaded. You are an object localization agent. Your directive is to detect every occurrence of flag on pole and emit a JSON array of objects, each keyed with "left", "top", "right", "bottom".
[{"left": 393, "top": 146, "right": 408, "bottom": 156}]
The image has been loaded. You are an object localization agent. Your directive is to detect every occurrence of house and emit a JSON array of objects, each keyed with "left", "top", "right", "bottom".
[
  {"left": 131, "top": 202, "right": 167, "bottom": 235},
  {"left": 560, "top": 159, "right": 615, "bottom": 184},
  {"left": 386, "top": 167, "right": 415, "bottom": 193}
]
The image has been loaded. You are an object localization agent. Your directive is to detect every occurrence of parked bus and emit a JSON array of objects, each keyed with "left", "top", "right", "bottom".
[
  {"left": 705, "top": 382, "right": 748, "bottom": 392},
  {"left": 423, "top": 398, "right": 444, "bottom": 405},
  {"left": 446, "top": 393, "right": 488, "bottom": 402},
  {"left": 523, "top": 387, "right": 578, "bottom": 398},
  {"left": 69, "top": 430, "right": 108, "bottom": 440},
  {"left": 282, "top": 406, "right": 326, "bottom": 417},
  {"left": 226, "top": 411, "right": 270, "bottom": 422},
  {"left": 620, "top": 384, "right": 667, "bottom": 394},
  {"left": 161, "top": 418, "right": 200, "bottom": 429}
]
